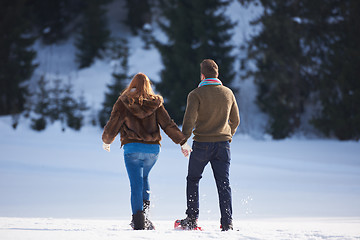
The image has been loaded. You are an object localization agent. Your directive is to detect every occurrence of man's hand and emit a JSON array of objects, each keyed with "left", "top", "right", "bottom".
[
  {"left": 181, "top": 142, "right": 192, "bottom": 157},
  {"left": 103, "top": 142, "right": 110, "bottom": 152}
]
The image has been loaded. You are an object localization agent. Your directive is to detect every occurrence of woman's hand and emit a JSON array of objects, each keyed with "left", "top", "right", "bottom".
[
  {"left": 103, "top": 142, "right": 111, "bottom": 152},
  {"left": 181, "top": 142, "right": 192, "bottom": 157}
]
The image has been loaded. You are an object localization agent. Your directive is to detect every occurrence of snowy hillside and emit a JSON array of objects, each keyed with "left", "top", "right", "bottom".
[{"left": 28, "top": 0, "right": 265, "bottom": 135}]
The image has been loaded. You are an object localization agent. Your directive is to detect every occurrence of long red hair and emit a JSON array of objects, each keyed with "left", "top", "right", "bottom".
[{"left": 122, "top": 73, "right": 163, "bottom": 105}]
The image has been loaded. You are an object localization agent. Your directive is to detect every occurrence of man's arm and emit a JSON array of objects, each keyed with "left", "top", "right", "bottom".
[
  {"left": 182, "top": 91, "right": 199, "bottom": 141},
  {"left": 229, "top": 94, "right": 240, "bottom": 136}
]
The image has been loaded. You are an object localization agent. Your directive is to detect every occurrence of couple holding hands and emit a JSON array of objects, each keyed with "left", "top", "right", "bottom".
[{"left": 102, "top": 59, "right": 240, "bottom": 231}]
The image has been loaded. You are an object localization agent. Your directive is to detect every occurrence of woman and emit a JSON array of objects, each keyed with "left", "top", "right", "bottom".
[{"left": 102, "top": 73, "right": 187, "bottom": 230}]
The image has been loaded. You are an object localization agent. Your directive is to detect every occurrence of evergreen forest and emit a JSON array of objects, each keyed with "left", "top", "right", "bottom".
[{"left": 0, "top": 0, "right": 359, "bottom": 140}]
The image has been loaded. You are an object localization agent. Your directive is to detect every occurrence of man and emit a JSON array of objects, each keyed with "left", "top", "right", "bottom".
[{"left": 179, "top": 59, "right": 240, "bottom": 231}]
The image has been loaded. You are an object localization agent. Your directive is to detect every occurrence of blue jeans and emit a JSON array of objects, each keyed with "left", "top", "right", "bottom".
[
  {"left": 186, "top": 141, "right": 232, "bottom": 226},
  {"left": 124, "top": 143, "right": 160, "bottom": 214}
]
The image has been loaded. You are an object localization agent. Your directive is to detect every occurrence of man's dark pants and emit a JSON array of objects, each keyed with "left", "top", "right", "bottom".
[{"left": 186, "top": 141, "right": 232, "bottom": 226}]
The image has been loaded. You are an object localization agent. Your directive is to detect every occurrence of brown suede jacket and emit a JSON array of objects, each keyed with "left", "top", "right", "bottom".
[{"left": 102, "top": 94, "right": 186, "bottom": 146}]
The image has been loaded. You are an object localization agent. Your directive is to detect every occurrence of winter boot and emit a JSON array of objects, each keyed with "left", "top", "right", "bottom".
[
  {"left": 143, "top": 200, "right": 155, "bottom": 230},
  {"left": 220, "top": 219, "right": 233, "bottom": 231},
  {"left": 179, "top": 216, "right": 198, "bottom": 230},
  {"left": 132, "top": 210, "right": 145, "bottom": 230},
  {"left": 130, "top": 201, "right": 155, "bottom": 230},
  {"left": 143, "top": 200, "right": 150, "bottom": 215}
]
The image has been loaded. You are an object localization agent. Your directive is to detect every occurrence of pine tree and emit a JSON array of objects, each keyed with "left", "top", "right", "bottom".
[
  {"left": 99, "top": 38, "right": 130, "bottom": 127},
  {"left": 240, "top": 0, "right": 314, "bottom": 139},
  {"left": 125, "top": 0, "right": 152, "bottom": 35},
  {"left": 28, "top": 76, "right": 88, "bottom": 131},
  {"left": 25, "top": 0, "right": 85, "bottom": 44},
  {"left": 309, "top": 0, "right": 360, "bottom": 140},
  {"left": 155, "top": 0, "right": 236, "bottom": 124},
  {"left": 0, "top": 0, "right": 37, "bottom": 116},
  {"left": 140, "top": 23, "right": 153, "bottom": 50},
  {"left": 75, "top": 0, "right": 111, "bottom": 69},
  {"left": 29, "top": 76, "right": 51, "bottom": 131},
  {"left": 61, "top": 80, "right": 88, "bottom": 131}
]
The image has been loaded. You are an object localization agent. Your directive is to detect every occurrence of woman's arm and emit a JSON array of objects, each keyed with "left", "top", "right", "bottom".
[
  {"left": 102, "top": 97, "right": 125, "bottom": 144},
  {"left": 157, "top": 105, "right": 186, "bottom": 145}
]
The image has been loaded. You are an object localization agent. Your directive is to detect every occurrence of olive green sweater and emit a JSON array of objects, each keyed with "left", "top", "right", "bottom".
[{"left": 182, "top": 85, "right": 240, "bottom": 143}]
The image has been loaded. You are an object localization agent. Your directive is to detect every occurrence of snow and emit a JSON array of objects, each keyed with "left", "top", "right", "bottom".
[
  {"left": 1, "top": 117, "right": 360, "bottom": 239},
  {"left": 1, "top": 217, "right": 359, "bottom": 240}
]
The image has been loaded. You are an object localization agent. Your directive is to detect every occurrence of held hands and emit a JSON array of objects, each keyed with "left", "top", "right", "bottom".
[
  {"left": 102, "top": 142, "right": 111, "bottom": 152},
  {"left": 181, "top": 142, "right": 192, "bottom": 157}
]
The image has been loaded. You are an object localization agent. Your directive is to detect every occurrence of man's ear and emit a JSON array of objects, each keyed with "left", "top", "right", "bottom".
[{"left": 200, "top": 73, "right": 205, "bottom": 80}]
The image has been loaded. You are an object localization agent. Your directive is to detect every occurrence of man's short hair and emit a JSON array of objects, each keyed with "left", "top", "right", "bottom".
[{"left": 200, "top": 59, "right": 219, "bottom": 78}]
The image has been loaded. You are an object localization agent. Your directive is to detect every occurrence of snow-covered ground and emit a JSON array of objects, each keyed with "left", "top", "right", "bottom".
[
  {"left": 1, "top": 217, "right": 359, "bottom": 240},
  {"left": 1, "top": 117, "right": 360, "bottom": 239}
]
